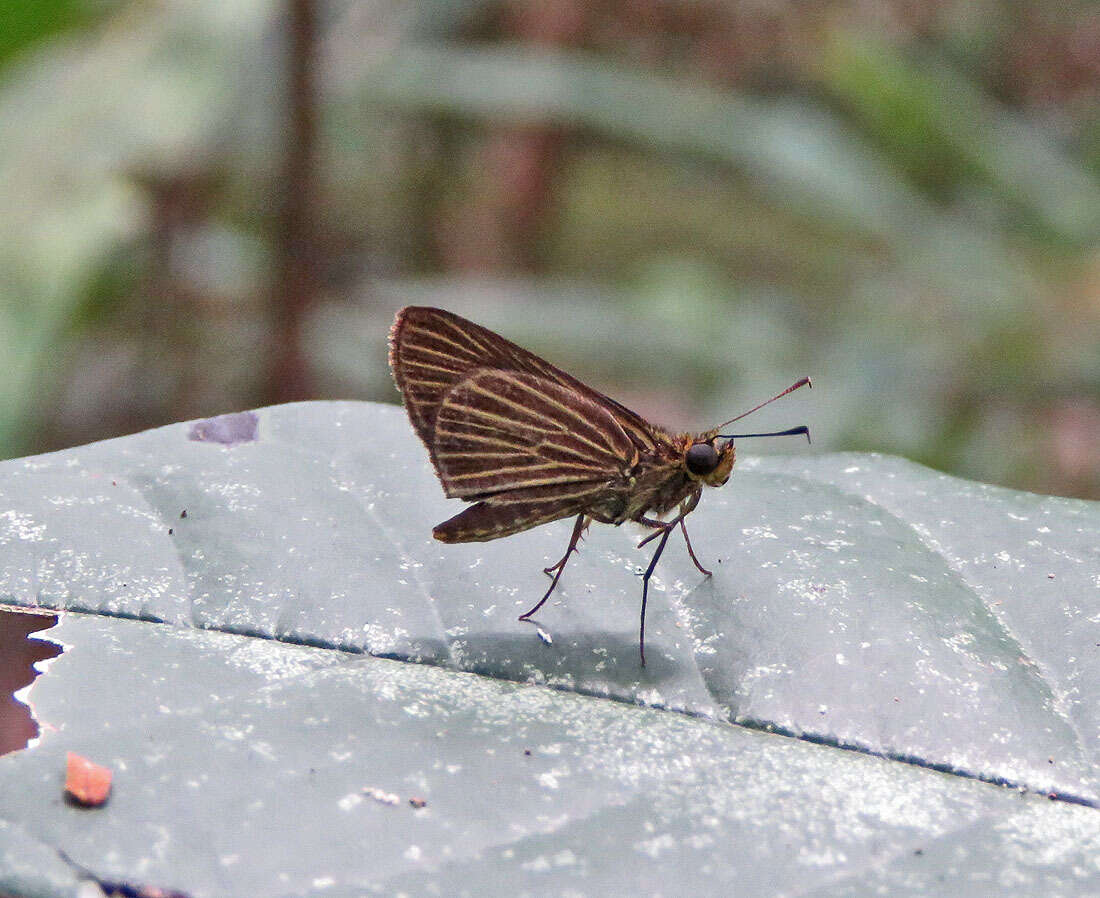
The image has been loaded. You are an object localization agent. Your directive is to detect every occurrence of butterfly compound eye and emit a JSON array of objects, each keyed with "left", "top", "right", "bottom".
[{"left": 685, "top": 443, "right": 719, "bottom": 476}]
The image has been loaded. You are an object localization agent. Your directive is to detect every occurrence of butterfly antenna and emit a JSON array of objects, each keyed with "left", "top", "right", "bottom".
[
  {"left": 715, "top": 377, "right": 811, "bottom": 430},
  {"left": 720, "top": 425, "right": 811, "bottom": 443}
]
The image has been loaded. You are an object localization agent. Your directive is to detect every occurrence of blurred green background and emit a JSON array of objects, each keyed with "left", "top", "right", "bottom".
[{"left": 0, "top": 0, "right": 1097, "bottom": 498}]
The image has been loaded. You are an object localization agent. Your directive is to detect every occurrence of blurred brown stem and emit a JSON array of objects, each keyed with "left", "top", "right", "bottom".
[
  {"left": 438, "top": 0, "right": 587, "bottom": 272},
  {"left": 267, "top": 0, "right": 318, "bottom": 404}
]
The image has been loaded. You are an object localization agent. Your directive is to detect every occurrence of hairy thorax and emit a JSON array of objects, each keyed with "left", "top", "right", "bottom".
[{"left": 583, "top": 429, "right": 723, "bottom": 525}]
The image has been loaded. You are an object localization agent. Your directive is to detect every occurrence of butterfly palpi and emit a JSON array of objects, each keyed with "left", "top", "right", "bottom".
[{"left": 389, "top": 306, "right": 811, "bottom": 665}]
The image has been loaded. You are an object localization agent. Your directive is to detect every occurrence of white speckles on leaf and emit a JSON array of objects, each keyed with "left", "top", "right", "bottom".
[
  {"left": 0, "top": 510, "right": 46, "bottom": 542},
  {"left": 634, "top": 832, "right": 676, "bottom": 858}
]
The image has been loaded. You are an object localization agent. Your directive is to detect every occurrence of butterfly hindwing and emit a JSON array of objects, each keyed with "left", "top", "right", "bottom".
[
  {"left": 389, "top": 306, "right": 658, "bottom": 462},
  {"left": 433, "top": 497, "right": 589, "bottom": 542}
]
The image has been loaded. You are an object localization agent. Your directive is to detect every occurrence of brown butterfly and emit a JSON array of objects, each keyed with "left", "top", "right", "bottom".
[{"left": 389, "top": 306, "right": 810, "bottom": 665}]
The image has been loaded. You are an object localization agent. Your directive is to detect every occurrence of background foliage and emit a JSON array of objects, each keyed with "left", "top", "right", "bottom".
[{"left": 0, "top": 0, "right": 1097, "bottom": 497}]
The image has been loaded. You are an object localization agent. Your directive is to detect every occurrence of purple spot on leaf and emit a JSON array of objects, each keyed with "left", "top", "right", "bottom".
[{"left": 188, "top": 412, "right": 259, "bottom": 446}]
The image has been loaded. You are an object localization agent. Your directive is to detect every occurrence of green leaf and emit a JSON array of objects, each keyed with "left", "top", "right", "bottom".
[{"left": 0, "top": 402, "right": 1097, "bottom": 895}]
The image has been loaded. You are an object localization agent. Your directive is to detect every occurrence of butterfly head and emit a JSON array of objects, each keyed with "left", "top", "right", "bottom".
[
  {"left": 683, "top": 437, "right": 735, "bottom": 487},
  {"left": 688, "top": 378, "right": 812, "bottom": 487}
]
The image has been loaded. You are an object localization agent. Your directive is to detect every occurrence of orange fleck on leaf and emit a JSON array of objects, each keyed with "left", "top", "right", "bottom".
[{"left": 65, "top": 752, "right": 112, "bottom": 806}]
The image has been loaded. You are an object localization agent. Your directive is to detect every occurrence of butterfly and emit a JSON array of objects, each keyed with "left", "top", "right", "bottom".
[{"left": 389, "top": 306, "right": 810, "bottom": 665}]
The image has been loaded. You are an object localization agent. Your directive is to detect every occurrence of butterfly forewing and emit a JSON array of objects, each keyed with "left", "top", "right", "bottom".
[
  {"left": 389, "top": 307, "right": 659, "bottom": 461},
  {"left": 434, "top": 371, "right": 636, "bottom": 499}
]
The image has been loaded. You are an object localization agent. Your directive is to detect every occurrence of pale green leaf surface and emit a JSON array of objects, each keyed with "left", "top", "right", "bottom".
[{"left": 0, "top": 401, "right": 1097, "bottom": 896}]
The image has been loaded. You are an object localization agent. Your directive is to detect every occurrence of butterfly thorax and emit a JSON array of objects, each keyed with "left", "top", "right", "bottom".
[{"left": 586, "top": 430, "right": 734, "bottom": 525}]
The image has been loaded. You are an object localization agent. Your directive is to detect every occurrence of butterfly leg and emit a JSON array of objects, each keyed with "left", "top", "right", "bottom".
[
  {"left": 678, "top": 518, "right": 712, "bottom": 577},
  {"left": 520, "top": 514, "right": 588, "bottom": 621},
  {"left": 638, "top": 525, "right": 674, "bottom": 667},
  {"left": 636, "top": 518, "right": 671, "bottom": 547},
  {"left": 543, "top": 514, "right": 588, "bottom": 576},
  {"left": 636, "top": 490, "right": 710, "bottom": 576}
]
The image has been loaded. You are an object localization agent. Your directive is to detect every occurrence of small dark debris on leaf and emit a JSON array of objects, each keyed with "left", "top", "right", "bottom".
[
  {"left": 409, "top": 796, "right": 428, "bottom": 809},
  {"left": 914, "top": 848, "right": 923, "bottom": 856},
  {"left": 60, "top": 851, "right": 191, "bottom": 898},
  {"left": 98, "top": 883, "right": 192, "bottom": 898},
  {"left": 180, "top": 509, "right": 187, "bottom": 519},
  {"left": 524, "top": 749, "right": 532, "bottom": 756},
  {"left": 167, "top": 528, "right": 173, "bottom": 536},
  {"left": 64, "top": 752, "right": 112, "bottom": 806}
]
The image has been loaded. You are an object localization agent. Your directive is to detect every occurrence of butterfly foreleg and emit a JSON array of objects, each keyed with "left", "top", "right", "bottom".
[
  {"left": 678, "top": 517, "right": 711, "bottom": 577},
  {"left": 636, "top": 515, "right": 674, "bottom": 540},
  {"left": 520, "top": 514, "right": 589, "bottom": 621},
  {"left": 635, "top": 489, "right": 710, "bottom": 576}
]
